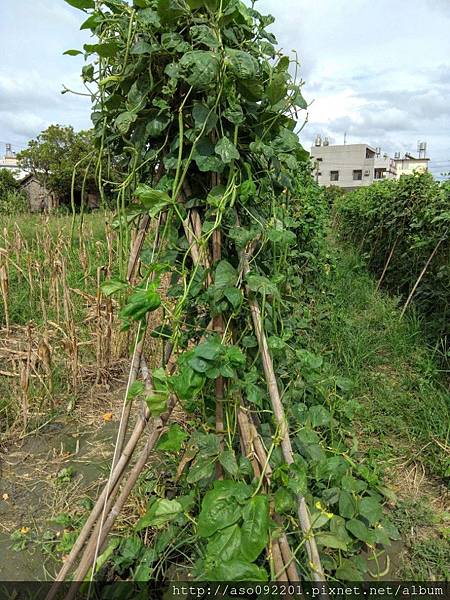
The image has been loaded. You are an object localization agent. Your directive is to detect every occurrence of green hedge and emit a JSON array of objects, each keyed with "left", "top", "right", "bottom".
[{"left": 336, "top": 173, "right": 450, "bottom": 360}]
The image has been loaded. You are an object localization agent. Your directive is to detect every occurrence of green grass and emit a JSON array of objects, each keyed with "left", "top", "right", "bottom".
[
  {"left": 305, "top": 237, "right": 449, "bottom": 479},
  {"left": 0, "top": 211, "right": 120, "bottom": 434},
  {"left": 302, "top": 236, "right": 450, "bottom": 579}
]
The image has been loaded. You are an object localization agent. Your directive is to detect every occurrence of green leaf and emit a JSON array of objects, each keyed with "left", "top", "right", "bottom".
[
  {"left": 224, "top": 287, "right": 242, "bottom": 310},
  {"left": 186, "top": 455, "right": 215, "bottom": 483},
  {"left": 295, "top": 349, "right": 323, "bottom": 370},
  {"left": 127, "top": 380, "right": 145, "bottom": 401},
  {"left": 330, "top": 516, "right": 352, "bottom": 545},
  {"left": 131, "top": 39, "right": 152, "bottom": 55},
  {"left": 138, "top": 8, "right": 161, "bottom": 26},
  {"left": 157, "top": 0, "right": 188, "bottom": 23},
  {"left": 84, "top": 42, "right": 120, "bottom": 58},
  {"left": 156, "top": 424, "right": 187, "bottom": 452},
  {"left": 194, "top": 339, "right": 222, "bottom": 361},
  {"left": 287, "top": 461, "right": 308, "bottom": 496},
  {"left": 225, "top": 346, "right": 246, "bottom": 367},
  {"left": 80, "top": 13, "right": 102, "bottom": 30},
  {"left": 146, "top": 390, "right": 168, "bottom": 416},
  {"left": 197, "top": 481, "right": 251, "bottom": 538},
  {"left": 146, "top": 116, "right": 170, "bottom": 138},
  {"left": 63, "top": 49, "right": 83, "bottom": 56},
  {"left": 339, "top": 490, "right": 357, "bottom": 519},
  {"left": 115, "top": 111, "right": 137, "bottom": 135},
  {"left": 170, "top": 363, "right": 205, "bottom": 401},
  {"left": 180, "top": 51, "right": 220, "bottom": 88},
  {"left": 315, "top": 532, "right": 348, "bottom": 551},
  {"left": 308, "top": 405, "right": 331, "bottom": 428},
  {"left": 274, "top": 487, "right": 296, "bottom": 514},
  {"left": 192, "top": 103, "right": 218, "bottom": 134},
  {"left": 194, "top": 153, "right": 224, "bottom": 173},
  {"left": 267, "top": 227, "right": 296, "bottom": 246},
  {"left": 135, "top": 499, "right": 182, "bottom": 530},
  {"left": 381, "top": 519, "right": 400, "bottom": 541},
  {"left": 335, "top": 559, "right": 364, "bottom": 581},
  {"left": 145, "top": 368, "right": 168, "bottom": 416},
  {"left": 218, "top": 450, "right": 239, "bottom": 476},
  {"left": 207, "top": 184, "right": 226, "bottom": 207},
  {"left": 215, "top": 260, "right": 238, "bottom": 289},
  {"left": 64, "top": 0, "right": 95, "bottom": 9},
  {"left": 82, "top": 64, "right": 94, "bottom": 82},
  {"left": 120, "top": 287, "right": 161, "bottom": 322},
  {"left": 215, "top": 137, "right": 240, "bottom": 164},
  {"left": 240, "top": 496, "right": 269, "bottom": 562},
  {"left": 223, "top": 101, "right": 244, "bottom": 125},
  {"left": 102, "top": 279, "right": 128, "bottom": 296},
  {"left": 191, "top": 24, "right": 220, "bottom": 49},
  {"left": 346, "top": 518, "right": 371, "bottom": 543},
  {"left": 206, "top": 524, "right": 242, "bottom": 561},
  {"left": 246, "top": 274, "right": 278, "bottom": 296},
  {"left": 266, "top": 72, "right": 287, "bottom": 105},
  {"left": 341, "top": 475, "right": 367, "bottom": 493},
  {"left": 207, "top": 559, "right": 268, "bottom": 582},
  {"left": 191, "top": 431, "right": 220, "bottom": 456},
  {"left": 225, "top": 48, "right": 259, "bottom": 79},
  {"left": 188, "top": 356, "right": 210, "bottom": 373},
  {"left": 359, "top": 497, "right": 383, "bottom": 525},
  {"left": 135, "top": 185, "right": 172, "bottom": 217}
]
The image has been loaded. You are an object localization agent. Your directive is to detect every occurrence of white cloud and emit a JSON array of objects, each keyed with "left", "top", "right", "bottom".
[{"left": 255, "top": 0, "right": 450, "bottom": 163}]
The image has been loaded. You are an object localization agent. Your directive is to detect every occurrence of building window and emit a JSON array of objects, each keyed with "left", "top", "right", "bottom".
[
  {"left": 330, "top": 170, "right": 339, "bottom": 181},
  {"left": 374, "top": 168, "right": 386, "bottom": 180},
  {"left": 353, "top": 170, "right": 362, "bottom": 181}
]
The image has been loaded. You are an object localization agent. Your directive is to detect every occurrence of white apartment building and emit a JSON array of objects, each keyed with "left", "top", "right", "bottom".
[
  {"left": 0, "top": 144, "right": 28, "bottom": 179},
  {"left": 393, "top": 152, "right": 430, "bottom": 177},
  {"left": 310, "top": 138, "right": 429, "bottom": 189}
]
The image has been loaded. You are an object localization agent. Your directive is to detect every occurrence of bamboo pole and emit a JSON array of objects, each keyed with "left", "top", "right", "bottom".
[
  {"left": 64, "top": 397, "right": 176, "bottom": 600},
  {"left": 241, "top": 251, "right": 325, "bottom": 582},
  {"left": 212, "top": 227, "right": 225, "bottom": 479},
  {"left": 237, "top": 405, "right": 299, "bottom": 582},
  {"left": 376, "top": 236, "right": 399, "bottom": 291},
  {"left": 400, "top": 236, "right": 445, "bottom": 318},
  {"left": 46, "top": 405, "right": 152, "bottom": 597}
]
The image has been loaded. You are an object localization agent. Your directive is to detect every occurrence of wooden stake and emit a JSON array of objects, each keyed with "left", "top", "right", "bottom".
[
  {"left": 64, "top": 398, "right": 176, "bottom": 600},
  {"left": 376, "top": 236, "right": 399, "bottom": 291},
  {"left": 241, "top": 251, "right": 325, "bottom": 582},
  {"left": 400, "top": 236, "right": 445, "bottom": 318}
]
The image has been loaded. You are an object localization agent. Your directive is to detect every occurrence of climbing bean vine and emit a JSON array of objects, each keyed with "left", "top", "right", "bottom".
[{"left": 66, "top": 0, "right": 400, "bottom": 582}]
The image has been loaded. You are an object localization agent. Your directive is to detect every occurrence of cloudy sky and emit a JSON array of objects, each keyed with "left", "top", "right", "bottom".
[{"left": 1, "top": 0, "right": 449, "bottom": 176}]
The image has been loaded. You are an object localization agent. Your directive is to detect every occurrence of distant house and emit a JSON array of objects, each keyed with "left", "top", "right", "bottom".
[
  {"left": 310, "top": 140, "right": 397, "bottom": 190},
  {"left": 393, "top": 152, "right": 430, "bottom": 177},
  {"left": 20, "top": 174, "right": 58, "bottom": 212},
  {"left": 20, "top": 175, "right": 100, "bottom": 212},
  {"left": 311, "top": 137, "right": 430, "bottom": 189},
  {"left": 0, "top": 143, "right": 28, "bottom": 180}
]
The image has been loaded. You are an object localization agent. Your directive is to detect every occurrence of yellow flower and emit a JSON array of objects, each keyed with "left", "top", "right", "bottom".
[
  {"left": 102, "top": 412, "right": 113, "bottom": 422},
  {"left": 20, "top": 527, "right": 30, "bottom": 535}
]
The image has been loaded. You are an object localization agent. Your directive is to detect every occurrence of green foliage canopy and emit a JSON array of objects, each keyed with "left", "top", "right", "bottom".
[{"left": 18, "top": 125, "right": 98, "bottom": 202}]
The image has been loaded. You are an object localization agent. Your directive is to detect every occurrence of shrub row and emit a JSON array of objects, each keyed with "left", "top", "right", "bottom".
[{"left": 336, "top": 173, "right": 449, "bottom": 359}]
